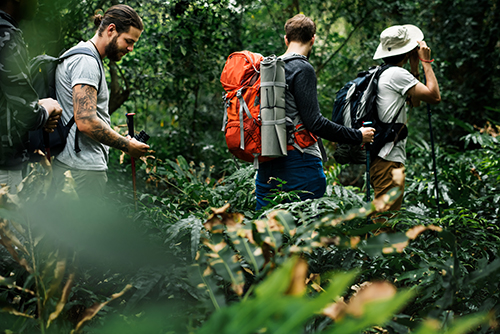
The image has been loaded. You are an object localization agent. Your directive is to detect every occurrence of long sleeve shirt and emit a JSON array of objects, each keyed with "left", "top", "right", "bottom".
[{"left": 285, "top": 55, "right": 362, "bottom": 146}]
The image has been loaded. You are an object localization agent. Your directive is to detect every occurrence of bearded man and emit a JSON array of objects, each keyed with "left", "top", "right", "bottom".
[{"left": 52, "top": 4, "right": 149, "bottom": 198}]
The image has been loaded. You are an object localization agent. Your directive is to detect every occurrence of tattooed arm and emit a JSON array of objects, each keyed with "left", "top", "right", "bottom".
[{"left": 73, "top": 84, "right": 149, "bottom": 158}]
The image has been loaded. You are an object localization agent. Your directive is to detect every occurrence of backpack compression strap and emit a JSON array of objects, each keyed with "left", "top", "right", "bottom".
[{"left": 236, "top": 88, "right": 253, "bottom": 150}]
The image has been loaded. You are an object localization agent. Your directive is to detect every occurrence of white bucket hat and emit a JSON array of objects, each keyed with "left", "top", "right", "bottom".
[{"left": 373, "top": 24, "right": 424, "bottom": 60}]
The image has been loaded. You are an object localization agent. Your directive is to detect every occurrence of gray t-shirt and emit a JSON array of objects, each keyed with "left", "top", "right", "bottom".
[
  {"left": 55, "top": 41, "right": 109, "bottom": 171},
  {"left": 376, "top": 66, "right": 418, "bottom": 164}
]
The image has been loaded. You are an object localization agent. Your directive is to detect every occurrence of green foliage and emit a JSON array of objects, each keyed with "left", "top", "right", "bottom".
[
  {"left": 2, "top": 0, "right": 499, "bottom": 333},
  {"left": 196, "top": 257, "right": 413, "bottom": 334}
]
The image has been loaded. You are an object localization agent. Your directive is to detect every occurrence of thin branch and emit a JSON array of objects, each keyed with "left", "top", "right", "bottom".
[
  {"left": 261, "top": 0, "right": 283, "bottom": 45},
  {"left": 316, "top": 14, "right": 369, "bottom": 75}
]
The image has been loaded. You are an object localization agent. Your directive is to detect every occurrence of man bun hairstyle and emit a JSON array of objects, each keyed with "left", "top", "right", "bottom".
[
  {"left": 285, "top": 14, "right": 316, "bottom": 44},
  {"left": 94, "top": 4, "right": 143, "bottom": 36}
]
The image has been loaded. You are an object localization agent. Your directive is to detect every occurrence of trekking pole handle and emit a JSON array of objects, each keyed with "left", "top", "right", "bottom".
[
  {"left": 361, "top": 121, "right": 373, "bottom": 148},
  {"left": 126, "top": 113, "right": 135, "bottom": 137}
]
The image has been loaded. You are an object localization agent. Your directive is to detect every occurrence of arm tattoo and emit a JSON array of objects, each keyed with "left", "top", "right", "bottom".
[{"left": 73, "top": 85, "right": 129, "bottom": 152}]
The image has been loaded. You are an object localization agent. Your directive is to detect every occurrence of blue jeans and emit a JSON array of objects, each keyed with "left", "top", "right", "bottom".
[{"left": 255, "top": 150, "right": 326, "bottom": 210}]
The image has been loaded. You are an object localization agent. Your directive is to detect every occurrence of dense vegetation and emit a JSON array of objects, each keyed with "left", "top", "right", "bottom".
[{"left": 1, "top": 0, "right": 499, "bottom": 333}]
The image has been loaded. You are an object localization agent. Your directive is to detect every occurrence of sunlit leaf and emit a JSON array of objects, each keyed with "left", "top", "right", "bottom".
[
  {"left": 47, "top": 273, "right": 75, "bottom": 328},
  {"left": 71, "top": 284, "right": 132, "bottom": 333}
]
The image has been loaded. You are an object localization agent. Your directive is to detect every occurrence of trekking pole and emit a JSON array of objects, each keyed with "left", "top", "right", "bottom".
[
  {"left": 43, "top": 131, "right": 52, "bottom": 162},
  {"left": 423, "top": 74, "right": 442, "bottom": 218},
  {"left": 363, "top": 121, "right": 373, "bottom": 203},
  {"left": 126, "top": 113, "right": 137, "bottom": 208}
]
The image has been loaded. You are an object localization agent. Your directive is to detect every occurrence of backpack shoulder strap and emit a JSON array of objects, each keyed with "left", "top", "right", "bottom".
[
  {"left": 374, "top": 63, "right": 394, "bottom": 79},
  {"left": 58, "top": 46, "right": 105, "bottom": 155},
  {"left": 59, "top": 46, "right": 104, "bottom": 89}
]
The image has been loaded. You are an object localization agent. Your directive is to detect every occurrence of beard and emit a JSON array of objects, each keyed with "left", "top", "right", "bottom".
[{"left": 105, "top": 36, "right": 124, "bottom": 62}]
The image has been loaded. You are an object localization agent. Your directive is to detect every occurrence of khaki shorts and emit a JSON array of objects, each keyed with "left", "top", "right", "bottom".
[{"left": 369, "top": 157, "right": 405, "bottom": 211}]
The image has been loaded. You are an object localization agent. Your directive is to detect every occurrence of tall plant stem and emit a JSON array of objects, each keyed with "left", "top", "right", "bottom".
[{"left": 27, "top": 217, "right": 45, "bottom": 333}]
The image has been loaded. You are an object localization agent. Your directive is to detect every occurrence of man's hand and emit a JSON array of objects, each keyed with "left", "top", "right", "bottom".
[
  {"left": 360, "top": 127, "right": 375, "bottom": 144},
  {"left": 407, "top": 40, "right": 441, "bottom": 105},
  {"left": 39, "top": 98, "right": 62, "bottom": 133},
  {"left": 127, "top": 137, "right": 150, "bottom": 158},
  {"left": 416, "top": 41, "right": 432, "bottom": 62}
]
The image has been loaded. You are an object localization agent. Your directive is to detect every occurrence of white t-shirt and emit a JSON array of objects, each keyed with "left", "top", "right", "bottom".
[
  {"left": 376, "top": 66, "right": 418, "bottom": 164},
  {"left": 54, "top": 41, "right": 110, "bottom": 171}
]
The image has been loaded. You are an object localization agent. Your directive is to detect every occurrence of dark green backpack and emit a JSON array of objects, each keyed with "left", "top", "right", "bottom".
[{"left": 28, "top": 48, "right": 103, "bottom": 161}]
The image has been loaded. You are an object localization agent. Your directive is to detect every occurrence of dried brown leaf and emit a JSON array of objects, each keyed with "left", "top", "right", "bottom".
[
  {"left": 1, "top": 307, "right": 35, "bottom": 318},
  {"left": 232, "top": 281, "right": 245, "bottom": 296},
  {"left": 47, "top": 273, "right": 74, "bottom": 328},
  {"left": 61, "top": 171, "right": 78, "bottom": 200},
  {"left": 406, "top": 224, "right": 442, "bottom": 240},
  {"left": 285, "top": 258, "right": 308, "bottom": 296},
  {"left": 0, "top": 228, "right": 33, "bottom": 273},
  {"left": 44, "top": 257, "right": 67, "bottom": 306},
  {"left": 72, "top": 284, "right": 132, "bottom": 333},
  {"left": 211, "top": 203, "right": 230, "bottom": 215},
  {"left": 205, "top": 204, "right": 244, "bottom": 233},
  {"left": 119, "top": 151, "right": 125, "bottom": 164},
  {"left": 0, "top": 275, "right": 35, "bottom": 295},
  {"left": 350, "top": 236, "right": 361, "bottom": 248},
  {"left": 345, "top": 281, "right": 396, "bottom": 317},
  {"left": 305, "top": 273, "right": 320, "bottom": 285},
  {"left": 0, "top": 221, "right": 28, "bottom": 255},
  {"left": 266, "top": 210, "right": 285, "bottom": 233},
  {"left": 391, "top": 167, "right": 405, "bottom": 186},
  {"left": 202, "top": 239, "right": 227, "bottom": 254},
  {"left": 204, "top": 216, "right": 224, "bottom": 233},
  {"left": 253, "top": 219, "right": 268, "bottom": 233},
  {"left": 322, "top": 298, "right": 347, "bottom": 320},
  {"left": 221, "top": 213, "right": 244, "bottom": 232}
]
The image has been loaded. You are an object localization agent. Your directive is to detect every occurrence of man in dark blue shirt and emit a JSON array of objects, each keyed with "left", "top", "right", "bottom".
[{"left": 255, "top": 14, "right": 375, "bottom": 210}]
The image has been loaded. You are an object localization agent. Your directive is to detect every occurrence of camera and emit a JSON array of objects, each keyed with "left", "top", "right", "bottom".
[{"left": 134, "top": 130, "right": 150, "bottom": 143}]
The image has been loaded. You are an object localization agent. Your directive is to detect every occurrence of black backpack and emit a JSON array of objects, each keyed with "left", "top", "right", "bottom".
[
  {"left": 28, "top": 47, "right": 103, "bottom": 161},
  {"left": 331, "top": 64, "right": 408, "bottom": 164}
]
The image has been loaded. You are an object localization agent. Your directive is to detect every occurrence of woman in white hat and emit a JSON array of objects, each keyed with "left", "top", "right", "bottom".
[{"left": 370, "top": 24, "right": 441, "bottom": 214}]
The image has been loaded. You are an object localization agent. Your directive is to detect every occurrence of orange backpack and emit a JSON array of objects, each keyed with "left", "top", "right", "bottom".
[{"left": 220, "top": 51, "right": 317, "bottom": 166}]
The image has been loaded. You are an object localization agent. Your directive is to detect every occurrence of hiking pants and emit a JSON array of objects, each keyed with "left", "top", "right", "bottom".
[
  {"left": 369, "top": 157, "right": 405, "bottom": 211},
  {"left": 51, "top": 159, "right": 108, "bottom": 199},
  {"left": 255, "top": 150, "right": 326, "bottom": 210}
]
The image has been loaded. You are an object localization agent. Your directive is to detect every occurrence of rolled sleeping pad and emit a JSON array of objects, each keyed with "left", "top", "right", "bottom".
[{"left": 260, "top": 55, "right": 288, "bottom": 157}]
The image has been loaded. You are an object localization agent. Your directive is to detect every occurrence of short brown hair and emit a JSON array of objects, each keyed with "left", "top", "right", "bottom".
[
  {"left": 94, "top": 4, "right": 143, "bottom": 36},
  {"left": 284, "top": 14, "right": 316, "bottom": 44}
]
